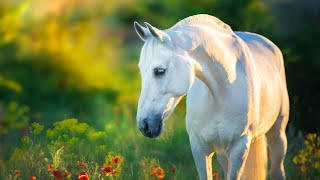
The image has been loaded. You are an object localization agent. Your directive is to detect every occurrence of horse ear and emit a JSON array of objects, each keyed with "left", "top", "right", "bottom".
[
  {"left": 134, "top": 21, "right": 150, "bottom": 41},
  {"left": 144, "top": 22, "right": 171, "bottom": 43}
]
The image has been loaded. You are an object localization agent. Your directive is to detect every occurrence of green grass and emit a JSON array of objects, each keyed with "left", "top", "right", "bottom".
[{"left": 1, "top": 99, "right": 318, "bottom": 179}]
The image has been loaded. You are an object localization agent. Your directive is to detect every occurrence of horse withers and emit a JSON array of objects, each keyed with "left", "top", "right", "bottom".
[{"left": 134, "top": 14, "right": 289, "bottom": 180}]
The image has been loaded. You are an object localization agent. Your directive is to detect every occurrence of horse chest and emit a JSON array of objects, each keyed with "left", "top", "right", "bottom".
[
  {"left": 187, "top": 111, "right": 245, "bottom": 151},
  {"left": 186, "top": 79, "right": 247, "bottom": 151}
]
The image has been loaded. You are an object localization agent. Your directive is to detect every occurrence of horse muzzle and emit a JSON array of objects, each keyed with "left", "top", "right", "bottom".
[{"left": 138, "top": 114, "right": 163, "bottom": 138}]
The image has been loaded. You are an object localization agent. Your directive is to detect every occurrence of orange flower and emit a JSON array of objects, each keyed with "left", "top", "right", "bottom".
[
  {"left": 170, "top": 166, "right": 176, "bottom": 173},
  {"left": 52, "top": 169, "right": 63, "bottom": 180},
  {"left": 213, "top": 172, "right": 219, "bottom": 180},
  {"left": 77, "top": 161, "right": 86, "bottom": 167},
  {"left": 113, "top": 156, "right": 121, "bottom": 164},
  {"left": 48, "top": 164, "right": 53, "bottom": 171},
  {"left": 301, "top": 165, "right": 308, "bottom": 172},
  {"left": 65, "top": 171, "right": 72, "bottom": 179},
  {"left": 102, "top": 165, "right": 113, "bottom": 175},
  {"left": 151, "top": 166, "right": 165, "bottom": 179},
  {"left": 78, "top": 171, "right": 90, "bottom": 180},
  {"left": 29, "top": 176, "right": 36, "bottom": 180},
  {"left": 14, "top": 170, "right": 20, "bottom": 177}
]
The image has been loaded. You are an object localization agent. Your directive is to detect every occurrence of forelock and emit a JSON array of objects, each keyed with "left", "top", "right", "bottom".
[{"left": 139, "top": 38, "right": 172, "bottom": 68}]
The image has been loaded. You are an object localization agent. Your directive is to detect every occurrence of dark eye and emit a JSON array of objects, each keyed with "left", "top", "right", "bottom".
[{"left": 153, "top": 67, "right": 166, "bottom": 77}]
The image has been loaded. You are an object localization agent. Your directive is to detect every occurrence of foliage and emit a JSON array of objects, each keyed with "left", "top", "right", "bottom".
[
  {"left": 0, "top": 102, "right": 29, "bottom": 135},
  {"left": 1, "top": 119, "right": 186, "bottom": 179},
  {"left": 292, "top": 133, "right": 320, "bottom": 179},
  {"left": 45, "top": 118, "right": 108, "bottom": 163}
]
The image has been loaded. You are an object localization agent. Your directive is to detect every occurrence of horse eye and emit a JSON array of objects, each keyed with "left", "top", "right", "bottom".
[{"left": 153, "top": 67, "right": 166, "bottom": 77}]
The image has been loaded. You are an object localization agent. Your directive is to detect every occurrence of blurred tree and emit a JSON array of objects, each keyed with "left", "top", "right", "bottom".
[
  {"left": 116, "top": 0, "right": 273, "bottom": 35},
  {"left": 0, "top": 0, "right": 127, "bottom": 122},
  {"left": 265, "top": 0, "right": 320, "bottom": 132}
]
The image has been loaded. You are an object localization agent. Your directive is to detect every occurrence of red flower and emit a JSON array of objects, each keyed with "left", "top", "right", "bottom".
[
  {"left": 213, "top": 172, "right": 219, "bottom": 180},
  {"left": 14, "top": 170, "right": 20, "bottom": 176},
  {"left": 29, "top": 176, "right": 36, "bottom": 180},
  {"left": 65, "top": 171, "right": 72, "bottom": 179},
  {"left": 113, "top": 156, "right": 121, "bottom": 164},
  {"left": 52, "top": 169, "right": 63, "bottom": 180},
  {"left": 170, "top": 166, "right": 176, "bottom": 173},
  {"left": 301, "top": 165, "right": 308, "bottom": 172},
  {"left": 78, "top": 171, "right": 90, "bottom": 180},
  {"left": 102, "top": 165, "right": 113, "bottom": 175}
]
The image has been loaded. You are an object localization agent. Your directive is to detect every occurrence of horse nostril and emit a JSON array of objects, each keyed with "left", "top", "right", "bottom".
[
  {"left": 143, "top": 119, "right": 152, "bottom": 137},
  {"left": 143, "top": 120, "right": 148, "bottom": 131}
]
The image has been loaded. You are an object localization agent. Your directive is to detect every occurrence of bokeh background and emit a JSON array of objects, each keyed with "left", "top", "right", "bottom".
[{"left": 0, "top": 0, "right": 319, "bottom": 179}]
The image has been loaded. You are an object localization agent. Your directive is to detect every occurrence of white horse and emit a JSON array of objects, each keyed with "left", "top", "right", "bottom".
[{"left": 134, "top": 14, "right": 289, "bottom": 180}]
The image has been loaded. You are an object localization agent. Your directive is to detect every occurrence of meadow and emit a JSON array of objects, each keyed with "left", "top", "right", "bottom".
[{"left": 0, "top": 0, "right": 319, "bottom": 179}]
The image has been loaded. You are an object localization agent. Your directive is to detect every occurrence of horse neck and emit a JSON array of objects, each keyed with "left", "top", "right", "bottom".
[
  {"left": 189, "top": 47, "right": 231, "bottom": 105},
  {"left": 171, "top": 26, "right": 239, "bottom": 104}
]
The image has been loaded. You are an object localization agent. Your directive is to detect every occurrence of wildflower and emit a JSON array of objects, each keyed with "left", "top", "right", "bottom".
[
  {"left": 78, "top": 171, "right": 90, "bottom": 180},
  {"left": 65, "top": 171, "right": 72, "bottom": 179},
  {"left": 113, "top": 156, "right": 121, "bottom": 164},
  {"left": 77, "top": 161, "right": 86, "bottom": 167},
  {"left": 213, "top": 172, "right": 219, "bottom": 180},
  {"left": 52, "top": 169, "right": 63, "bottom": 180},
  {"left": 29, "top": 176, "right": 36, "bottom": 180},
  {"left": 102, "top": 165, "right": 113, "bottom": 175},
  {"left": 14, "top": 170, "right": 20, "bottom": 176},
  {"left": 151, "top": 166, "right": 165, "bottom": 179},
  {"left": 48, "top": 164, "right": 53, "bottom": 171},
  {"left": 170, "top": 166, "right": 176, "bottom": 173},
  {"left": 300, "top": 165, "right": 308, "bottom": 172}
]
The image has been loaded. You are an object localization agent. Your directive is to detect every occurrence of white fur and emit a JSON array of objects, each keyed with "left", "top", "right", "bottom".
[{"left": 135, "top": 14, "right": 289, "bottom": 180}]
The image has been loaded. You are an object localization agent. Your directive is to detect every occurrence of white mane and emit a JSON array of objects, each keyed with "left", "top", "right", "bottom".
[{"left": 171, "top": 14, "right": 233, "bottom": 33}]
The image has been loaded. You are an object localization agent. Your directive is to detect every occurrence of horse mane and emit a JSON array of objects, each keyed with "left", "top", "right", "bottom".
[{"left": 171, "top": 14, "right": 233, "bottom": 33}]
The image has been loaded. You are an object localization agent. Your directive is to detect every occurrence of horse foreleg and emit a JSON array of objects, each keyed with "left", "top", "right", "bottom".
[
  {"left": 226, "top": 134, "right": 251, "bottom": 180},
  {"left": 190, "top": 137, "right": 214, "bottom": 180}
]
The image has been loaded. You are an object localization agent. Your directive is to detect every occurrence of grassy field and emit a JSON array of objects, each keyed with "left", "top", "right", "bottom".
[{"left": 1, "top": 99, "right": 319, "bottom": 179}]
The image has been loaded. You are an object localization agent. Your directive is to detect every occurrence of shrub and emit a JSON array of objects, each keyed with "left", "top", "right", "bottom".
[{"left": 292, "top": 133, "right": 320, "bottom": 179}]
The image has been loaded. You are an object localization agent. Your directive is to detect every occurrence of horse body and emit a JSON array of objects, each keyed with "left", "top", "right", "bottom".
[{"left": 134, "top": 14, "right": 289, "bottom": 180}]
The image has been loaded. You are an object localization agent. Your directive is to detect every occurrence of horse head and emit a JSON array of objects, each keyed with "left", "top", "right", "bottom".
[{"left": 134, "top": 22, "right": 198, "bottom": 138}]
